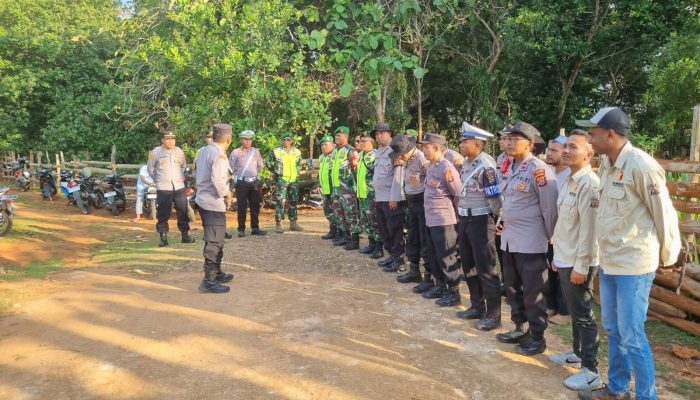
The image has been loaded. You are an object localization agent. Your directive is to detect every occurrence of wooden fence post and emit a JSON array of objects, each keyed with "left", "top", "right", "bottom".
[
  {"left": 111, "top": 145, "right": 117, "bottom": 174},
  {"left": 692, "top": 105, "right": 700, "bottom": 162}
]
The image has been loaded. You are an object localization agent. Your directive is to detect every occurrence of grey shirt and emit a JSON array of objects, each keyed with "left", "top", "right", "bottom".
[
  {"left": 459, "top": 152, "right": 503, "bottom": 215},
  {"left": 445, "top": 148, "right": 465, "bottom": 169},
  {"left": 228, "top": 147, "right": 263, "bottom": 179},
  {"left": 500, "top": 154, "right": 559, "bottom": 254},
  {"left": 374, "top": 145, "right": 405, "bottom": 202},
  {"left": 402, "top": 149, "right": 429, "bottom": 196},
  {"left": 147, "top": 146, "right": 186, "bottom": 191},
  {"left": 554, "top": 167, "right": 571, "bottom": 193},
  {"left": 424, "top": 156, "right": 461, "bottom": 227},
  {"left": 195, "top": 144, "right": 230, "bottom": 212}
]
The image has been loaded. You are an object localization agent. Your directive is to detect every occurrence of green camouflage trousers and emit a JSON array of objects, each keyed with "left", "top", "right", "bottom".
[
  {"left": 323, "top": 194, "right": 335, "bottom": 223},
  {"left": 359, "top": 195, "right": 381, "bottom": 242},
  {"left": 275, "top": 179, "right": 298, "bottom": 221},
  {"left": 332, "top": 187, "right": 359, "bottom": 234}
]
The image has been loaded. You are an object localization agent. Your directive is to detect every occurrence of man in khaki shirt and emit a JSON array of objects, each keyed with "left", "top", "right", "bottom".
[
  {"left": 577, "top": 107, "right": 680, "bottom": 400},
  {"left": 549, "top": 130, "right": 602, "bottom": 392}
]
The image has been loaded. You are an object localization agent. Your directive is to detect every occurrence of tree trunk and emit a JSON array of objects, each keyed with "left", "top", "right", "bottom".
[{"left": 417, "top": 77, "right": 423, "bottom": 139}]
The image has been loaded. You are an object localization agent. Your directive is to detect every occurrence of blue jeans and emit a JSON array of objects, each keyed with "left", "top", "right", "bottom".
[{"left": 599, "top": 270, "right": 656, "bottom": 400}]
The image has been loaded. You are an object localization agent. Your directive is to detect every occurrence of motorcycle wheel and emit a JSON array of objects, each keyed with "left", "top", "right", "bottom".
[
  {"left": 22, "top": 182, "right": 30, "bottom": 192},
  {"left": 0, "top": 213, "right": 12, "bottom": 237},
  {"left": 73, "top": 192, "right": 89, "bottom": 214},
  {"left": 110, "top": 203, "right": 120, "bottom": 216},
  {"left": 150, "top": 199, "right": 157, "bottom": 220},
  {"left": 93, "top": 191, "right": 105, "bottom": 209}
]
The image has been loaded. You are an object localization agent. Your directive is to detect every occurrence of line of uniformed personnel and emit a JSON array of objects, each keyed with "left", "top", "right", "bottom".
[{"left": 316, "top": 109, "right": 682, "bottom": 400}]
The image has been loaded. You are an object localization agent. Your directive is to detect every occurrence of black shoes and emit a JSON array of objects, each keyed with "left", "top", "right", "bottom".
[
  {"left": 436, "top": 286, "right": 461, "bottom": 307},
  {"left": 370, "top": 244, "right": 384, "bottom": 259},
  {"left": 251, "top": 228, "right": 267, "bottom": 236},
  {"left": 321, "top": 225, "right": 338, "bottom": 240},
  {"left": 396, "top": 263, "right": 421, "bottom": 283},
  {"left": 215, "top": 271, "right": 234, "bottom": 283},
  {"left": 158, "top": 233, "right": 169, "bottom": 247},
  {"left": 421, "top": 282, "right": 446, "bottom": 299},
  {"left": 224, "top": 232, "right": 233, "bottom": 239},
  {"left": 456, "top": 307, "right": 485, "bottom": 320},
  {"left": 474, "top": 316, "right": 502, "bottom": 331},
  {"left": 377, "top": 256, "right": 395, "bottom": 268},
  {"left": 413, "top": 274, "right": 434, "bottom": 294},
  {"left": 238, "top": 230, "right": 245, "bottom": 237},
  {"left": 199, "top": 271, "right": 230, "bottom": 294},
  {"left": 382, "top": 258, "right": 405, "bottom": 273},
  {"left": 358, "top": 239, "right": 375, "bottom": 254},
  {"left": 515, "top": 334, "right": 546, "bottom": 355},
  {"left": 332, "top": 232, "right": 348, "bottom": 246},
  {"left": 343, "top": 234, "right": 360, "bottom": 250},
  {"left": 496, "top": 325, "right": 527, "bottom": 344},
  {"left": 181, "top": 232, "right": 195, "bottom": 243}
]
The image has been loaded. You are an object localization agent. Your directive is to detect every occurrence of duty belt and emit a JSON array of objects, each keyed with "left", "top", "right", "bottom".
[
  {"left": 458, "top": 206, "right": 491, "bottom": 217},
  {"left": 237, "top": 177, "right": 258, "bottom": 183}
]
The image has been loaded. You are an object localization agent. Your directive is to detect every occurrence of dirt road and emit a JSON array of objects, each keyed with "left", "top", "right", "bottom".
[{"left": 0, "top": 191, "right": 688, "bottom": 399}]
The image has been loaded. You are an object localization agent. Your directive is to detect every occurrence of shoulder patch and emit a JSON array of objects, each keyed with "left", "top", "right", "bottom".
[
  {"left": 647, "top": 183, "right": 660, "bottom": 195},
  {"left": 534, "top": 167, "right": 547, "bottom": 187},
  {"left": 444, "top": 167, "right": 454, "bottom": 182}
]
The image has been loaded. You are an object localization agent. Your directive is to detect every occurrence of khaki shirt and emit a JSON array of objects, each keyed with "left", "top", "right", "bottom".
[
  {"left": 424, "top": 156, "right": 461, "bottom": 227},
  {"left": 500, "top": 154, "right": 558, "bottom": 254},
  {"left": 374, "top": 145, "right": 405, "bottom": 202},
  {"left": 229, "top": 147, "right": 263, "bottom": 179},
  {"left": 445, "top": 148, "right": 464, "bottom": 169},
  {"left": 596, "top": 141, "right": 681, "bottom": 275},
  {"left": 147, "top": 146, "right": 186, "bottom": 191},
  {"left": 459, "top": 152, "right": 503, "bottom": 215},
  {"left": 552, "top": 165, "right": 599, "bottom": 275},
  {"left": 194, "top": 144, "right": 230, "bottom": 212},
  {"left": 401, "top": 149, "right": 429, "bottom": 196}
]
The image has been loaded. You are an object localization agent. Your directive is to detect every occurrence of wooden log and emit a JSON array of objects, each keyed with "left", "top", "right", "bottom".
[
  {"left": 37, "top": 152, "right": 42, "bottom": 172},
  {"left": 649, "top": 297, "right": 687, "bottom": 319},
  {"left": 655, "top": 271, "right": 700, "bottom": 299},
  {"left": 657, "top": 158, "right": 700, "bottom": 174},
  {"left": 667, "top": 181, "right": 700, "bottom": 198},
  {"left": 650, "top": 284, "right": 700, "bottom": 317},
  {"left": 647, "top": 309, "right": 700, "bottom": 337},
  {"left": 671, "top": 199, "right": 700, "bottom": 214},
  {"left": 678, "top": 220, "right": 700, "bottom": 235},
  {"left": 686, "top": 264, "right": 700, "bottom": 281}
]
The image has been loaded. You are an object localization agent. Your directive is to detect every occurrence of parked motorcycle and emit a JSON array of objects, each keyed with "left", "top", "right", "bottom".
[
  {"left": 142, "top": 185, "right": 158, "bottom": 220},
  {"left": 184, "top": 166, "right": 196, "bottom": 222},
  {"left": 60, "top": 170, "right": 88, "bottom": 214},
  {"left": 261, "top": 178, "right": 322, "bottom": 209},
  {"left": 0, "top": 187, "right": 18, "bottom": 237},
  {"left": 77, "top": 168, "right": 105, "bottom": 212},
  {"left": 39, "top": 169, "right": 58, "bottom": 200},
  {"left": 12, "top": 158, "right": 30, "bottom": 192},
  {"left": 102, "top": 173, "right": 126, "bottom": 216}
]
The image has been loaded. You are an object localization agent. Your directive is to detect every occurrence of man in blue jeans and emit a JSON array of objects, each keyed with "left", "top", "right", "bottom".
[{"left": 577, "top": 107, "right": 681, "bottom": 400}]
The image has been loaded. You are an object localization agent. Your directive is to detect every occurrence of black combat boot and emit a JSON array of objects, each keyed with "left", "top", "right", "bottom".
[
  {"left": 199, "top": 270, "right": 231, "bottom": 294},
  {"left": 515, "top": 332, "right": 546, "bottom": 356},
  {"left": 158, "top": 232, "right": 169, "bottom": 247},
  {"left": 215, "top": 269, "right": 234, "bottom": 283},
  {"left": 421, "top": 280, "right": 447, "bottom": 299},
  {"left": 396, "top": 263, "right": 422, "bottom": 283},
  {"left": 370, "top": 242, "right": 384, "bottom": 259},
  {"left": 456, "top": 306, "right": 485, "bottom": 320},
  {"left": 474, "top": 315, "right": 502, "bottom": 331},
  {"left": 383, "top": 257, "right": 405, "bottom": 273},
  {"left": 321, "top": 224, "right": 338, "bottom": 240},
  {"left": 181, "top": 231, "right": 196, "bottom": 244},
  {"left": 412, "top": 272, "right": 434, "bottom": 294},
  {"left": 332, "top": 231, "right": 348, "bottom": 246},
  {"left": 224, "top": 231, "right": 233, "bottom": 239},
  {"left": 358, "top": 238, "right": 376, "bottom": 254},
  {"left": 377, "top": 256, "right": 395, "bottom": 268},
  {"left": 343, "top": 233, "right": 360, "bottom": 250},
  {"left": 496, "top": 324, "right": 527, "bottom": 344},
  {"left": 251, "top": 228, "right": 267, "bottom": 236},
  {"left": 436, "top": 284, "right": 461, "bottom": 307}
]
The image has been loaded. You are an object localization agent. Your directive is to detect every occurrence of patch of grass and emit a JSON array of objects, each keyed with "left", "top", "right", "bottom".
[
  {"left": 646, "top": 320, "right": 700, "bottom": 350},
  {"left": 0, "top": 258, "right": 63, "bottom": 281}
]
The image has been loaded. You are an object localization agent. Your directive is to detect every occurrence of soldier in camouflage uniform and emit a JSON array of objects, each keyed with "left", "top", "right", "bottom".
[
  {"left": 355, "top": 132, "right": 383, "bottom": 257},
  {"left": 269, "top": 131, "right": 304, "bottom": 233},
  {"left": 330, "top": 126, "right": 360, "bottom": 249},
  {"left": 319, "top": 135, "right": 337, "bottom": 239}
]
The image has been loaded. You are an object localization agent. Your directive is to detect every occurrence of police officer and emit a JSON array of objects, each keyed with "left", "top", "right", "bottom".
[
  {"left": 356, "top": 132, "right": 383, "bottom": 258},
  {"left": 147, "top": 130, "right": 195, "bottom": 247},
  {"left": 193, "top": 131, "right": 214, "bottom": 170},
  {"left": 390, "top": 134, "right": 430, "bottom": 283},
  {"left": 444, "top": 147, "right": 465, "bottom": 169},
  {"left": 420, "top": 133, "right": 463, "bottom": 307},
  {"left": 195, "top": 124, "right": 234, "bottom": 294},
  {"left": 373, "top": 122, "right": 406, "bottom": 272},
  {"left": 318, "top": 135, "right": 337, "bottom": 239},
  {"left": 330, "top": 126, "right": 360, "bottom": 249},
  {"left": 456, "top": 122, "right": 503, "bottom": 331},
  {"left": 496, "top": 121, "right": 558, "bottom": 356},
  {"left": 229, "top": 130, "right": 266, "bottom": 237},
  {"left": 270, "top": 131, "right": 304, "bottom": 234}
]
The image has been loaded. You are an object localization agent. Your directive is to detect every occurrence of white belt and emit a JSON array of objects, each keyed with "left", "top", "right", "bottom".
[
  {"left": 458, "top": 206, "right": 491, "bottom": 217},
  {"left": 237, "top": 177, "right": 258, "bottom": 183}
]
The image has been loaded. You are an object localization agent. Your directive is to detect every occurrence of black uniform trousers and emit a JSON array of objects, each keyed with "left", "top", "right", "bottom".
[
  {"left": 199, "top": 208, "right": 226, "bottom": 275},
  {"left": 458, "top": 214, "right": 501, "bottom": 318},
  {"left": 546, "top": 244, "right": 569, "bottom": 315},
  {"left": 502, "top": 249, "right": 549, "bottom": 337},
  {"left": 405, "top": 194, "right": 430, "bottom": 271},
  {"left": 235, "top": 180, "right": 262, "bottom": 231},
  {"left": 559, "top": 266, "right": 600, "bottom": 372},
  {"left": 425, "top": 225, "right": 461, "bottom": 286},
  {"left": 156, "top": 188, "right": 190, "bottom": 234},
  {"left": 376, "top": 201, "right": 406, "bottom": 259}
]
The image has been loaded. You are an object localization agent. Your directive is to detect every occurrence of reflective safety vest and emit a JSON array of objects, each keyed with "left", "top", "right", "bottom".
[
  {"left": 272, "top": 147, "right": 302, "bottom": 183},
  {"left": 331, "top": 144, "right": 355, "bottom": 189},
  {"left": 319, "top": 153, "right": 332, "bottom": 195},
  {"left": 356, "top": 149, "right": 377, "bottom": 199}
]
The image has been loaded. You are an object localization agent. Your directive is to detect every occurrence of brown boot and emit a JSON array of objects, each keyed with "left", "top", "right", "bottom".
[{"left": 289, "top": 219, "right": 304, "bottom": 232}]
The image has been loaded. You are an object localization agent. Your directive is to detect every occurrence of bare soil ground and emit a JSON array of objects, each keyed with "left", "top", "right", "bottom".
[{"left": 0, "top": 190, "right": 694, "bottom": 399}]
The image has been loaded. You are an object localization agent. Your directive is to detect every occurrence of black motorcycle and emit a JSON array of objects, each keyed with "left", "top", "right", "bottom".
[
  {"left": 142, "top": 185, "right": 158, "bottom": 220},
  {"left": 12, "top": 158, "right": 30, "bottom": 192},
  {"left": 262, "top": 178, "right": 322, "bottom": 209},
  {"left": 78, "top": 174, "right": 105, "bottom": 213},
  {"left": 0, "top": 186, "right": 17, "bottom": 237},
  {"left": 40, "top": 169, "right": 57, "bottom": 200},
  {"left": 102, "top": 173, "right": 126, "bottom": 216},
  {"left": 60, "top": 170, "right": 88, "bottom": 214}
]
